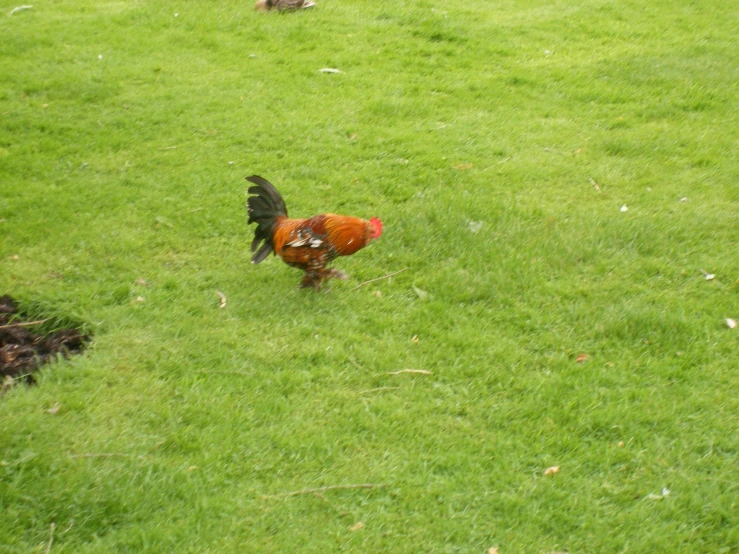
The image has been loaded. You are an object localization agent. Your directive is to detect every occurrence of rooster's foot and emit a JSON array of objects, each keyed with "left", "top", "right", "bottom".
[
  {"left": 325, "top": 269, "right": 349, "bottom": 281},
  {"left": 299, "top": 275, "right": 323, "bottom": 290}
]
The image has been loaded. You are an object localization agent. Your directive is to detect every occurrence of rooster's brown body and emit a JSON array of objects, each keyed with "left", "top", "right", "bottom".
[{"left": 246, "top": 176, "right": 382, "bottom": 289}]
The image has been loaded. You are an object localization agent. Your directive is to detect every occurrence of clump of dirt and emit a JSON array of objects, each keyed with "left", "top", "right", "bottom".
[{"left": 1, "top": 295, "right": 88, "bottom": 389}]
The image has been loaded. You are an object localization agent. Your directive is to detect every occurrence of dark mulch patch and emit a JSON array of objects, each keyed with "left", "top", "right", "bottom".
[{"left": 1, "top": 295, "right": 88, "bottom": 388}]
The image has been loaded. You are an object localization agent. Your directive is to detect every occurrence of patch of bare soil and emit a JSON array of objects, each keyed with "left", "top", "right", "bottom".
[{"left": 1, "top": 295, "right": 88, "bottom": 390}]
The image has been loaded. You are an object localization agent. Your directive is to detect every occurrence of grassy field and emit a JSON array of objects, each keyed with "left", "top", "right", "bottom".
[{"left": 1, "top": 0, "right": 738, "bottom": 551}]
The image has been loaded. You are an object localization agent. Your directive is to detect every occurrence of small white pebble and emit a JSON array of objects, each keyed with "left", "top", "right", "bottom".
[
  {"left": 680, "top": 197, "right": 688, "bottom": 202},
  {"left": 228, "top": 161, "right": 234, "bottom": 165},
  {"left": 620, "top": 205, "right": 628, "bottom": 212},
  {"left": 704, "top": 273, "right": 715, "bottom": 281},
  {"left": 727, "top": 318, "right": 737, "bottom": 329},
  {"left": 174, "top": 13, "right": 179, "bottom": 17},
  {"left": 468, "top": 221, "right": 484, "bottom": 234},
  {"left": 646, "top": 487, "right": 670, "bottom": 500},
  {"left": 98, "top": 54, "right": 103, "bottom": 60}
]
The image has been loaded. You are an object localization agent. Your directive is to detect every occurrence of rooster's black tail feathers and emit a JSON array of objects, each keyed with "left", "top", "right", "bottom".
[{"left": 246, "top": 175, "right": 288, "bottom": 264}]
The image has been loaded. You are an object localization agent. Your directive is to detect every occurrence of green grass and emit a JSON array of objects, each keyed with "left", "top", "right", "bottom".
[{"left": 1, "top": 0, "right": 738, "bottom": 551}]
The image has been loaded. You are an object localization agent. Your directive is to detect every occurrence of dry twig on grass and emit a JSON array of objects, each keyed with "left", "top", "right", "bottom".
[
  {"left": 9, "top": 5, "right": 33, "bottom": 16},
  {"left": 0, "top": 318, "right": 50, "bottom": 330},
  {"left": 68, "top": 453, "right": 133, "bottom": 459},
  {"left": 201, "top": 370, "right": 252, "bottom": 376},
  {"left": 387, "top": 369, "right": 432, "bottom": 375},
  {"left": 45, "top": 523, "right": 55, "bottom": 554},
  {"left": 263, "top": 483, "right": 386, "bottom": 499},
  {"left": 358, "top": 386, "right": 399, "bottom": 395},
  {"left": 543, "top": 147, "right": 569, "bottom": 155},
  {"left": 351, "top": 268, "right": 408, "bottom": 291}
]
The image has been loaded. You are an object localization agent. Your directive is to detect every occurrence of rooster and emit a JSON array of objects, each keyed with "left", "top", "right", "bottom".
[{"left": 246, "top": 175, "right": 383, "bottom": 289}]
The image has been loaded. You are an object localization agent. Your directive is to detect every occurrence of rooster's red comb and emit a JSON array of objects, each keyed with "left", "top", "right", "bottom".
[{"left": 369, "top": 217, "right": 383, "bottom": 239}]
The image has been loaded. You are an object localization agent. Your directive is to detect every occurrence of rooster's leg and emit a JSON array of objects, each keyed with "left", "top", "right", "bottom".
[
  {"left": 323, "top": 268, "right": 349, "bottom": 281},
  {"left": 299, "top": 270, "right": 323, "bottom": 290}
]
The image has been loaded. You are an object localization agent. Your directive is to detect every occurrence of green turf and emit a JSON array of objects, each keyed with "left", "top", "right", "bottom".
[{"left": 1, "top": 0, "right": 738, "bottom": 551}]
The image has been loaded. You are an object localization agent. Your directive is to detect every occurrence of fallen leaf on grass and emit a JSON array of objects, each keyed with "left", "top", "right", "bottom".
[
  {"left": 135, "top": 278, "right": 149, "bottom": 287},
  {"left": 544, "top": 466, "right": 560, "bottom": 476},
  {"left": 1, "top": 376, "right": 15, "bottom": 393},
  {"left": 216, "top": 290, "right": 227, "bottom": 308},
  {"left": 319, "top": 68, "right": 341, "bottom": 74},
  {"left": 412, "top": 285, "right": 428, "bottom": 300},
  {"left": 455, "top": 163, "right": 473, "bottom": 170},
  {"left": 350, "top": 521, "right": 364, "bottom": 532},
  {"left": 411, "top": 335, "right": 419, "bottom": 344},
  {"left": 488, "top": 548, "right": 500, "bottom": 554},
  {"left": 727, "top": 318, "right": 737, "bottom": 329},
  {"left": 135, "top": 296, "right": 145, "bottom": 303},
  {"left": 155, "top": 216, "right": 173, "bottom": 228},
  {"left": 47, "top": 402, "right": 60, "bottom": 415},
  {"left": 373, "top": 290, "right": 382, "bottom": 298},
  {"left": 575, "top": 353, "right": 589, "bottom": 363},
  {"left": 620, "top": 205, "right": 628, "bottom": 212}
]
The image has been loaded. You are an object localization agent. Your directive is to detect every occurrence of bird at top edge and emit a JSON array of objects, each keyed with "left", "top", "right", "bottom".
[{"left": 255, "top": 0, "right": 316, "bottom": 12}]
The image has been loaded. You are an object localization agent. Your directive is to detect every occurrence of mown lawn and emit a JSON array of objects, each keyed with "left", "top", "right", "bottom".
[{"left": 1, "top": 0, "right": 737, "bottom": 551}]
